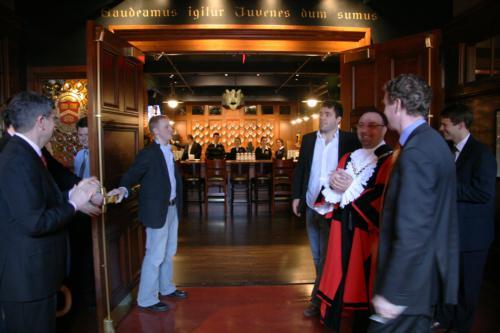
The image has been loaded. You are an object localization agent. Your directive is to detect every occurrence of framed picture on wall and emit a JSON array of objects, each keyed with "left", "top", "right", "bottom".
[
  {"left": 279, "top": 105, "right": 291, "bottom": 115},
  {"left": 208, "top": 105, "right": 221, "bottom": 115},
  {"left": 244, "top": 105, "right": 257, "bottom": 115},
  {"left": 261, "top": 105, "right": 274, "bottom": 115},
  {"left": 191, "top": 105, "right": 204, "bottom": 115}
]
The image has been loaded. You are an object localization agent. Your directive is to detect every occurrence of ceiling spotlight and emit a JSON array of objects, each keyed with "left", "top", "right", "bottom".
[
  {"left": 256, "top": 73, "right": 261, "bottom": 77},
  {"left": 291, "top": 119, "right": 297, "bottom": 125},
  {"left": 302, "top": 98, "right": 320, "bottom": 108},
  {"left": 311, "top": 113, "right": 319, "bottom": 119},
  {"left": 224, "top": 73, "right": 229, "bottom": 77},
  {"left": 296, "top": 118, "right": 303, "bottom": 124},
  {"left": 162, "top": 84, "right": 183, "bottom": 109},
  {"left": 295, "top": 74, "right": 300, "bottom": 77},
  {"left": 303, "top": 116, "right": 310, "bottom": 121},
  {"left": 169, "top": 74, "right": 174, "bottom": 79}
]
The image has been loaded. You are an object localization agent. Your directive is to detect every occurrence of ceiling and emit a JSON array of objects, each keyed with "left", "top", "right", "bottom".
[{"left": 144, "top": 52, "right": 340, "bottom": 103}]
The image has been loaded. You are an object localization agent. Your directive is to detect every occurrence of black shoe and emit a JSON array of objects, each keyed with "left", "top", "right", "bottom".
[
  {"left": 164, "top": 289, "right": 188, "bottom": 299},
  {"left": 303, "top": 303, "right": 320, "bottom": 317},
  {"left": 139, "top": 302, "right": 169, "bottom": 312}
]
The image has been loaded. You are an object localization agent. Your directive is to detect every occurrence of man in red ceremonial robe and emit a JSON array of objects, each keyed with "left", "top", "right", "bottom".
[{"left": 316, "top": 110, "right": 394, "bottom": 332}]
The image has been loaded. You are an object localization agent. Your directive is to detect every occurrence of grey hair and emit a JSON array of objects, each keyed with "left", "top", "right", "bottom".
[
  {"left": 384, "top": 74, "right": 432, "bottom": 118},
  {"left": 7, "top": 91, "right": 54, "bottom": 133}
]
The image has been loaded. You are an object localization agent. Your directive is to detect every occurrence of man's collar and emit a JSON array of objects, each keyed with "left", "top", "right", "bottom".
[
  {"left": 317, "top": 128, "right": 339, "bottom": 140},
  {"left": 455, "top": 133, "right": 470, "bottom": 152},
  {"left": 399, "top": 118, "right": 426, "bottom": 146},
  {"left": 14, "top": 132, "right": 42, "bottom": 157}
]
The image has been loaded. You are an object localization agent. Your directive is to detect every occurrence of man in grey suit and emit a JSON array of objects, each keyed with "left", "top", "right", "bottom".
[{"left": 369, "top": 74, "right": 459, "bottom": 332}]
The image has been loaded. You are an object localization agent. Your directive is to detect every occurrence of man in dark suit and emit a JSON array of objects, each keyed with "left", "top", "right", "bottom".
[
  {"left": 435, "top": 103, "right": 496, "bottom": 333},
  {"left": 181, "top": 134, "right": 202, "bottom": 160},
  {"left": 0, "top": 110, "right": 101, "bottom": 214},
  {"left": 291, "top": 100, "right": 360, "bottom": 317},
  {"left": 369, "top": 74, "right": 459, "bottom": 332},
  {"left": 205, "top": 132, "right": 225, "bottom": 159},
  {"left": 108, "top": 115, "right": 186, "bottom": 313},
  {"left": 0, "top": 91, "right": 99, "bottom": 333}
]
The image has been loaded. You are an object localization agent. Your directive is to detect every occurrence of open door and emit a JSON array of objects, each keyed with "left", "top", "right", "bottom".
[
  {"left": 86, "top": 21, "right": 145, "bottom": 333},
  {"left": 340, "top": 30, "right": 443, "bottom": 145}
]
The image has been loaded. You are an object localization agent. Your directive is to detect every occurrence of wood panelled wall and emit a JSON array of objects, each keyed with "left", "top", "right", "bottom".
[{"left": 168, "top": 102, "right": 317, "bottom": 156}]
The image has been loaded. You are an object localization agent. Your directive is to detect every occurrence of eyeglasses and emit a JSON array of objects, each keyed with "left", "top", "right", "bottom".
[{"left": 357, "top": 123, "right": 385, "bottom": 129}]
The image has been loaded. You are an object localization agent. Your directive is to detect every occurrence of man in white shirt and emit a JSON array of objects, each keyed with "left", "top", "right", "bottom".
[{"left": 292, "top": 101, "right": 360, "bottom": 317}]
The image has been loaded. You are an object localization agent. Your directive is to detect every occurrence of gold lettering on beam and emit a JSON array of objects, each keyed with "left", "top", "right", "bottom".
[
  {"left": 234, "top": 7, "right": 290, "bottom": 18},
  {"left": 337, "top": 11, "right": 378, "bottom": 21},
  {"left": 301, "top": 8, "right": 327, "bottom": 19},
  {"left": 188, "top": 6, "right": 224, "bottom": 21}
]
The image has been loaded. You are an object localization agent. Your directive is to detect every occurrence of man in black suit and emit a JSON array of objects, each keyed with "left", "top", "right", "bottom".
[
  {"left": 181, "top": 134, "right": 202, "bottom": 160},
  {"left": 0, "top": 91, "right": 99, "bottom": 333},
  {"left": 291, "top": 100, "right": 360, "bottom": 317},
  {"left": 369, "top": 74, "right": 459, "bottom": 332},
  {"left": 0, "top": 109, "right": 101, "bottom": 214},
  {"left": 205, "top": 132, "right": 225, "bottom": 159},
  {"left": 108, "top": 115, "right": 186, "bottom": 312},
  {"left": 435, "top": 103, "right": 496, "bottom": 333}
]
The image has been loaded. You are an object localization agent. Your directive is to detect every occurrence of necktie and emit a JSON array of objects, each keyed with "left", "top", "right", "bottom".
[
  {"left": 79, "top": 149, "right": 88, "bottom": 178},
  {"left": 451, "top": 146, "right": 459, "bottom": 161},
  {"left": 40, "top": 154, "right": 48, "bottom": 168}
]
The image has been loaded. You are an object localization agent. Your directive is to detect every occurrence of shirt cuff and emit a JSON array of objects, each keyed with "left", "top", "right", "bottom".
[
  {"left": 119, "top": 186, "right": 129, "bottom": 198},
  {"left": 68, "top": 200, "right": 78, "bottom": 212}
]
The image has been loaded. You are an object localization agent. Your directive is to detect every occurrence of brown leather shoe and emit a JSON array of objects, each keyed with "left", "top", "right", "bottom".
[{"left": 303, "top": 303, "right": 320, "bottom": 317}]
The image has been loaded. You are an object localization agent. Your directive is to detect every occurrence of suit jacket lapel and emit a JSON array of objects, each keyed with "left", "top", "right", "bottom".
[{"left": 455, "top": 136, "right": 473, "bottom": 169}]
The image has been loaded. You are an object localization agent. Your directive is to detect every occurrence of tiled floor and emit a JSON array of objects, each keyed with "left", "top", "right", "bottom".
[{"left": 117, "top": 284, "right": 324, "bottom": 333}]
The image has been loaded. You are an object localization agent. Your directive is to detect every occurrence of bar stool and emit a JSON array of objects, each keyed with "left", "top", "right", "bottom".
[
  {"left": 229, "top": 162, "right": 251, "bottom": 212},
  {"left": 251, "top": 161, "right": 272, "bottom": 209},
  {"left": 204, "top": 159, "right": 227, "bottom": 212},
  {"left": 180, "top": 162, "right": 204, "bottom": 214},
  {"left": 271, "top": 159, "right": 295, "bottom": 214}
]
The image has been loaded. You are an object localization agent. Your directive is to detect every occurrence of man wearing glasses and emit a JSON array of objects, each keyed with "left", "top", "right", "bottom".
[{"left": 316, "top": 110, "right": 394, "bottom": 332}]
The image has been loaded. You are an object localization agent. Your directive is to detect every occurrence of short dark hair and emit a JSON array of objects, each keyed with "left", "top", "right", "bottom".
[
  {"left": 187, "top": 134, "right": 194, "bottom": 140},
  {"left": 213, "top": 132, "right": 220, "bottom": 137},
  {"left": 320, "top": 100, "right": 343, "bottom": 118},
  {"left": 360, "top": 109, "right": 388, "bottom": 126},
  {"left": 7, "top": 91, "right": 54, "bottom": 133},
  {"left": 384, "top": 74, "right": 432, "bottom": 118},
  {"left": 440, "top": 103, "right": 473, "bottom": 129},
  {"left": 148, "top": 115, "right": 168, "bottom": 133},
  {"left": 76, "top": 116, "right": 88, "bottom": 129}
]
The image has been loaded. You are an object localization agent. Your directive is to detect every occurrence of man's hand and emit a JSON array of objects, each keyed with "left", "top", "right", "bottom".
[
  {"left": 90, "top": 192, "right": 104, "bottom": 206},
  {"left": 372, "top": 295, "right": 406, "bottom": 320},
  {"left": 292, "top": 198, "right": 301, "bottom": 217},
  {"left": 107, "top": 187, "right": 127, "bottom": 204},
  {"left": 77, "top": 177, "right": 101, "bottom": 197},
  {"left": 329, "top": 169, "right": 353, "bottom": 192},
  {"left": 69, "top": 186, "right": 93, "bottom": 211},
  {"left": 79, "top": 201, "right": 102, "bottom": 217}
]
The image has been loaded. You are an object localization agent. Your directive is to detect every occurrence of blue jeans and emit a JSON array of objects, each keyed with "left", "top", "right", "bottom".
[
  {"left": 306, "top": 206, "right": 331, "bottom": 306},
  {"left": 137, "top": 206, "right": 178, "bottom": 307}
]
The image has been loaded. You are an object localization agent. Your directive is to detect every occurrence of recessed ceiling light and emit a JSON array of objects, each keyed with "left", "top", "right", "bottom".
[
  {"left": 256, "top": 73, "right": 261, "bottom": 76},
  {"left": 224, "top": 73, "right": 229, "bottom": 76},
  {"left": 295, "top": 74, "right": 299, "bottom": 77}
]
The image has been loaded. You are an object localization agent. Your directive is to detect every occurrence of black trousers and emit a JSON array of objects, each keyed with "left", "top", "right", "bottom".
[
  {"left": 435, "top": 249, "right": 489, "bottom": 333},
  {"left": 0, "top": 294, "right": 57, "bottom": 333},
  {"left": 368, "top": 314, "right": 431, "bottom": 333}
]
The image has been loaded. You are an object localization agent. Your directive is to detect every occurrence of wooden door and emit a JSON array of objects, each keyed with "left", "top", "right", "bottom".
[
  {"left": 86, "top": 21, "right": 145, "bottom": 333},
  {"left": 340, "top": 30, "right": 442, "bottom": 146}
]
